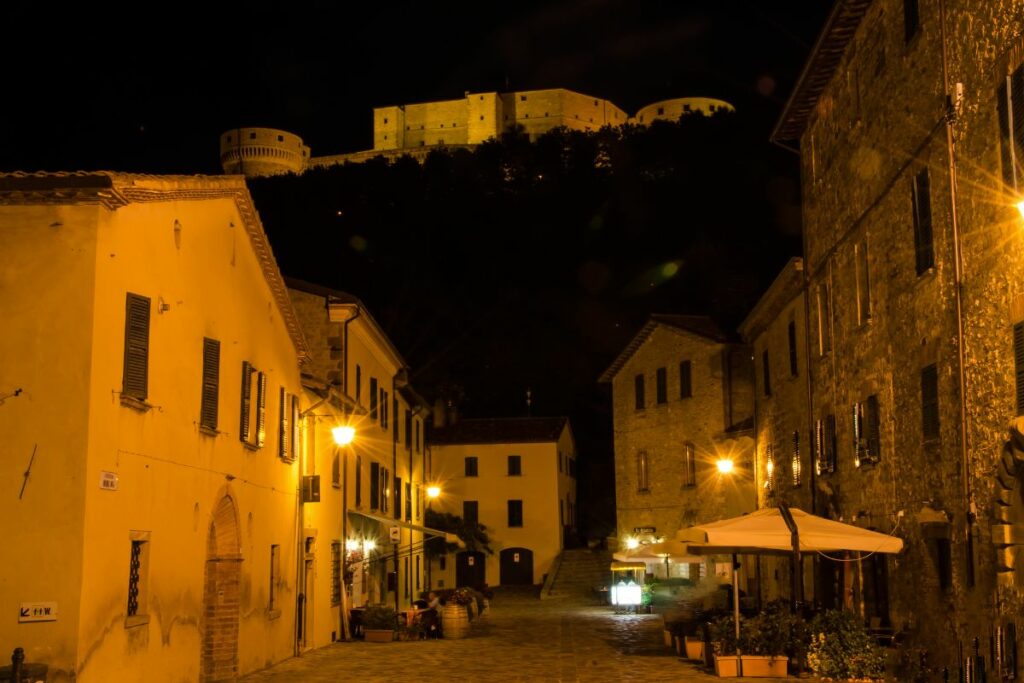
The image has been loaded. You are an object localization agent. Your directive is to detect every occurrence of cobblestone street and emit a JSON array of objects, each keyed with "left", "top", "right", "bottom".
[{"left": 239, "top": 591, "right": 792, "bottom": 682}]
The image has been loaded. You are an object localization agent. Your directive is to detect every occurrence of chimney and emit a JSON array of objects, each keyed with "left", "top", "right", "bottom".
[{"left": 433, "top": 398, "right": 447, "bottom": 428}]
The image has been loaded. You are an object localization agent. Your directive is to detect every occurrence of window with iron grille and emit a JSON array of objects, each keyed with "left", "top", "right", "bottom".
[
  {"left": 200, "top": 338, "right": 220, "bottom": 431},
  {"left": 865, "top": 395, "right": 881, "bottom": 463},
  {"left": 852, "top": 402, "right": 867, "bottom": 466},
  {"left": 508, "top": 500, "right": 523, "bottom": 527},
  {"left": 122, "top": 293, "right": 151, "bottom": 401},
  {"left": 1014, "top": 322, "right": 1024, "bottom": 415},
  {"left": 680, "top": 360, "right": 693, "bottom": 398},
  {"left": 922, "top": 364, "right": 940, "bottom": 441},
  {"left": 637, "top": 450, "right": 649, "bottom": 492},
  {"left": 634, "top": 374, "right": 645, "bottom": 409},
  {"left": 127, "top": 539, "right": 148, "bottom": 617},
  {"left": 683, "top": 442, "right": 696, "bottom": 487},
  {"left": 815, "top": 415, "right": 838, "bottom": 474},
  {"left": 911, "top": 169, "right": 934, "bottom": 274},
  {"left": 792, "top": 431, "right": 802, "bottom": 487},
  {"left": 998, "top": 65, "right": 1024, "bottom": 191},
  {"left": 331, "top": 541, "right": 342, "bottom": 606},
  {"left": 656, "top": 367, "right": 667, "bottom": 404}
]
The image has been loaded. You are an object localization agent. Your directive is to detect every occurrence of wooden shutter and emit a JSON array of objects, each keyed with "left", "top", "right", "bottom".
[
  {"left": 912, "top": 170, "right": 934, "bottom": 274},
  {"left": 200, "top": 338, "right": 220, "bottom": 430},
  {"left": 255, "top": 372, "right": 267, "bottom": 447},
  {"left": 765, "top": 443, "right": 774, "bottom": 492},
  {"left": 792, "top": 431, "right": 802, "bottom": 486},
  {"left": 788, "top": 321, "right": 798, "bottom": 376},
  {"left": 278, "top": 386, "right": 289, "bottom": 460},
  {"left": 852, "top": 401, "right": 865, "bottom": 466},
  {"left": 656, "top": 367, "right": 667, "bottom": 404},
  {"left": 395, "top": 477, "right": 402, "bottom": 520},
  {"left": 239, "top": 361, "right": 252, "bottom": 442},
  {"left": 684, "top": 442, "right": 696, "bottom": 487},
  {"left": 370, "top": 462, "right": 380, "bottom": 509},
  {"left": 815, "top": 419, "right": 824, "bottom": 474},
  {"left": 634, "top": 374, "right": 645, "bottom": 409},
  {"left": 866, "top": 394, "right": 881, "bottom": 462},
  {"left": 680, "top": 360, "right": 692, "bottom": 398},
  {"left": 922, "top": 364, "right": 940, "bottom": 441},
  {"left": 355, "top": 456, "right": 362, "bottom": 506},
  {"left": 290, "top": 394, "right": 299, "bottom": 460},
  {"left": 122, "top": 293, "right": 151, "bottom": 400},
  {"left": 825, "top": 414, "right": 837, "bottom": 473}
]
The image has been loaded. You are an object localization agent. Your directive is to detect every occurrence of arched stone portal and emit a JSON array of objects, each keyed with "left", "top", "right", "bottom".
[{"left": 201, "top": 494, "right": 242, "bottom": 682}]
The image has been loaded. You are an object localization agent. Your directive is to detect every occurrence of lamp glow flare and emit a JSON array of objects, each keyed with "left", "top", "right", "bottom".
[
  {"left": 716, "top": 458, "right": 734, "bottom": 474},
  {"left": 332, "top": 425, "right": 356, "bottom": 445},
  {"left": 426, "top": 485, "right": 441, "bottom": 499},
  {"left": 1016, "top": 200, "right": 1024, "bottom": 220}
]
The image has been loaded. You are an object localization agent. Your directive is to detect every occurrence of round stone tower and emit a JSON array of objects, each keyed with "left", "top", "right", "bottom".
[
  {"left": 219, "top": 127, "right": 310, "bottom": 177},
  {"left": 634, "top": 97, "right": 736, "bottom": 125}
]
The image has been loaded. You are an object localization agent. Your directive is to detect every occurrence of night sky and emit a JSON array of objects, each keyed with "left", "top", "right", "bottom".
[{"left": 6, "top": 1, "right": 831, "bottom": 535}]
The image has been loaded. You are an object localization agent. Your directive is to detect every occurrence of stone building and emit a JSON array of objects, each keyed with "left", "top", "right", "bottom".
[
  {"left": 0, "top": 172, "right": 308, "bottom": 681},
  {"left": 599, "top": 315, "right": 756, "bottom": 554},
  {"left": 426, "top": 416, "right": 577, "bottom": 590},
  {"left": 220, "top": 90, "right": 735, "bottom": 177},
  {"left": 771, "top": 0, "right": 1024, "bottom": 668}
]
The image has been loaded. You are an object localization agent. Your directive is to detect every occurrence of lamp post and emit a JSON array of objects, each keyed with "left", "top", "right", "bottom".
[
  {"left": 424, "top": 484, "right": 441, "bottom": 590},
  {"left": 332, "top": 423, "right": 356, "bottom": 640}
]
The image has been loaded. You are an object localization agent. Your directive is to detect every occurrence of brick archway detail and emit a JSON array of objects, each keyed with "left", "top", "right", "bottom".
[{"left": 201, "top": 493, "right": 242, "bottom": 682}]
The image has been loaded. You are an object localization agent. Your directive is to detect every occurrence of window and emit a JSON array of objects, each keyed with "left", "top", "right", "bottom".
[
  {"left": 762, "top": 350, "right": 772, "bottom": 396},
  {"left": 680, "top": 360, "right": 692, "bottom": 398},
  {"left": 416, "top": 556, "right": 421, "bottom": 590},
  {"left": 331, "top": 453, "right": 341, "bottom": 488},
  {"left": 122, "top": 293, "right": 151, "bottom": 402},
  {"left": 415, "top": 419, "right": 421, "bottom": 452},
  {"left": 855, "top": 240, "right": 871, "bottom": 325},
  {"left": 239, "top": 362, "right": 266, "bottom": 447},
  {"left": 355, "top": 456, "right": 362, "bottom": 506},
  {"left": 126, "top": 535, "right": 149, "bottom": 621},
  {"left": 1015, "top": 322, "right": 1024, "bottom": 415},
  {"left": 508, "top": 500, "right": 523, "bottom": 527},
  {"left": 865, "top": 395, "right": 881, "bottom": 463},
  {"left": 683, "top": 442, "right": 696, "bottom": 487},
  {"left": 637, "top": 450, "right": 649, "bottom": 492},
  {"left": 355, "top": 365, "right": 361, "bottom": 404},
  {"left": 200, "top": 338, "right": 220, "bottom": 431},
  {"left": 787, "top": 322, "right": 798, "bottom": 377},
  {"left": 911, "top": 169, "right": 934, "bottom": 274},
  {"left": 381, "top": 468, "right": 390, "bottom": 513},
  {"left": 269, "top": 545, "right": 280, "bottom": 612},
  {"left": 465, "top": 456, "right": 478, "bottom": 477},
  {"left": 392, "top": 397, "right": 398, "bottom": 439},
  {"left": 370, "top": 461, "right": 380, "bottom": 509},
  {"left": 998, "top": 65, "right": 1024, "bottom": 190},
  {"left": 816, "top": 280, "right": 833, "bottom": 355},
  {"left": 634, "top": 374, "right": 645, "bottom": 409},
  {"left": 508, "top": 455, "right": 522, "bottom": 476},
  {"left": 765, "top": 443, "right": 775, "bottom": 493},
  {"left": 369, "top": 378, "right": 378, "bottom": 419},
  {"left": 278, "top": 388, "right": 298, "bottom": 462},
  {"left": 463, "top": 500, "right": 479, "bottom": 524},
  {"left": 816, "top": 414, "right": 838, "bottom": 474},
  {"left": 395, "top": 477, "right": 402, "bottom": 520},
  {"left": 405, "top": 410, "right": 413, "bottom": 449},
  {"left": 656, "top": 367, "right": 667, "bottom": 404},
  {"left": 381, "top": 389, "right": 388, "bottom": 428},
  {"left": 405, "top": 482, "right": 412, "bottom": 521},
  {"left": 331, "top": 541, "right": 341, "bottom": 605},
  {"left": 792, "top": 431, "right": 802, "bottom": 487},
  {"left": 558, "top": 450, "right": 563, "bottom": 472},
  {"left": 922, "top": 364, "right": 940, "bottom": 441},
  {"left": 903, "top": 0, "right": 920, "bottom": 43}
]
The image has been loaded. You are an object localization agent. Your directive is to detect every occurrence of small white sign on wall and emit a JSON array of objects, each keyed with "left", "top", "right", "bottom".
[
  {"left": 468, "top": 556, "right": 475, "bottom": 566},
  {"left": 19, "top": 602, "right": 57, "bottom": 623},
  {"left": 100, "top": 471, "right": 118, "bottom": 491},
  {"left": 513, "top": 553, "right": 520, "bottom": 563}
]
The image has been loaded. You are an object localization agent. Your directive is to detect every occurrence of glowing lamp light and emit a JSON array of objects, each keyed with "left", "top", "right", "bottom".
[
  {"left": 331, "top": 425, "right": 356, "bottom": 446},
  {"left": 766, "top": 459, "right": 774, "bottom": 476},
  {"left": 625, "top": 538, "right": 640, "bottom": 550},
  {"left": 345, "top": 539, "right": 360, "bottom": 552},
  {"left": 426, "top": 485, "right": 441, "bottom": 500},
  {"left": 363, "top": 539, "right": 376, "bottom": 553},
  {"left": 716, "top": 458, "right": 735, "bottom": 474},
  {"left": 611, "top": 579, "right": 642, "bottom": 606},
  {"left": 1016, "top": 199, "right": 1024, "bottom": 220}
]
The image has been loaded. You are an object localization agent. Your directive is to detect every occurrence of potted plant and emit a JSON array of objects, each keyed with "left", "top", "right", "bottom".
[
  {"left": 710, "top": 614, "right": 741, "bottom": 677},
  {"left": 740, "top": 603, "right": 790, "bottom": 677},
  {"left": 807, "top": 609, "right": 886, "bottom": 681},
  {"left": 361, "top": 604, "right": 397, "bottom": 642}
]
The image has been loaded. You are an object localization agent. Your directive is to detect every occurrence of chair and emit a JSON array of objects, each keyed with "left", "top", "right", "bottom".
[{"left": 418, "top": 608, "right": 441, "bottom": 639}]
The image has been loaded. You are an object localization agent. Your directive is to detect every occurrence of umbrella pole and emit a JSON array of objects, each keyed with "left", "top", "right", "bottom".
[{"left": 733, "top": 553, "right": 742, "bottom": 676}]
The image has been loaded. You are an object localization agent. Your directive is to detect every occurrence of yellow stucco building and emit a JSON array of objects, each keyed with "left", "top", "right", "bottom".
[
  {"left": 0, "top": 172, "right": 309, "bottom": 681},
  {"left": 426, "top": 416, "right": 577, "bottom": 589}
]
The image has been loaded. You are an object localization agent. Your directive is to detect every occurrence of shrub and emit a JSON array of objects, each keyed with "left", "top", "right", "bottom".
[
  {"left": 807, "top": 609, "right": 885, "bottom": 680},
  {"left": 362, "top": 603, "right": 397, "bottom": 630}
]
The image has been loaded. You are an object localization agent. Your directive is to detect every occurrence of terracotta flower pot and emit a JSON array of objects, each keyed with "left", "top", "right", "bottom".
[
  {"left": 363, "top": 629, "right": 394, "bottom": 643},
  {"left": 714, "top": 654, "right": 739, "bottom": 677},
  {"left": 738, "top": 655, "right": 788, "bottom": 677}
]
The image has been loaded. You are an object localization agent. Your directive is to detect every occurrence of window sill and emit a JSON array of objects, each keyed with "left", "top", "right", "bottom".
[
  {"left": 199, "top": 426, "right": 219, "bottom": 437},
  {"left": 124, "top": 614, "right": 150, "bottom": 629},
  {"left": 268, "top": 609, "right": 282, "bottom": 621},
  {"left": 120, "top": 395, "right": 152, "bottom": 413},
  {"left": 637, "top": 489, "right": 651, "bottom": 495},
  {"left": 242, "top": 441, "right": 261, "bottom": 452}
]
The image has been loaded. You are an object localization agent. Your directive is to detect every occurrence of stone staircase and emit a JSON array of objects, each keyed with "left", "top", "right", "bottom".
[{"left": 542, "top": 548, "right": 613, "bottom": 601}]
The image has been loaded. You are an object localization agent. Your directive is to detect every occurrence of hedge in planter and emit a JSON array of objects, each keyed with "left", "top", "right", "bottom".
[
  {"left": 362, "top": 604, "right": 397, "bottom": 642},
  {"left": 807, "top": 609, "right": 885, "bottom": 680}
]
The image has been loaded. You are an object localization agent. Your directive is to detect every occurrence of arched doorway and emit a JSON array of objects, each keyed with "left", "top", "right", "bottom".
[
  {"left": 201, "top": 494, "right": 242, "bottom": 682},
  {"left": 499, "top": 547, "right": 534, "bottom": 585},
  {"left": 455, "top": 551, "right": 485, "bottom": 588}
]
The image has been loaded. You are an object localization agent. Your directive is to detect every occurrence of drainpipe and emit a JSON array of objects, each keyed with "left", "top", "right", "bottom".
[
  {"left": 393, "top": 373, "right": 400, "bottom": 615},
  {"left": 939, "top": 0, "right": 974, "bottom": 598},
  {"left": 339, "top": 303, "right": 359, "bottom": 639}
]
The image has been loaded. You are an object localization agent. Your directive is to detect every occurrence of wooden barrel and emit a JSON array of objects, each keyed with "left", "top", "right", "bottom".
[{"left": 443, "top": 603, "right": 470, "bottom": 639}]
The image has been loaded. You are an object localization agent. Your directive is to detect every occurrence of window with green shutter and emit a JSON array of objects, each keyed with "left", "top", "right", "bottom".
[
  {"left": 200, "top": 338, "right": 220, "bottom": 431},
  {"left": 278, "top": 386, "right": 291, "bottom": 461},
  {"left": 239, "top": 361, "right": 253, "bottom": 442},
  {"left": 255, "top": 371, "right": 267, "bottom": 448},
  {"left": 122, "top": 293, "right": 151, "bottom": 401}
]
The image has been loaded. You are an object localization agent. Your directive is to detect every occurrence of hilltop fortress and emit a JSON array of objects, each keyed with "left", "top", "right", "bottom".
[{"left": 220, "top": 88, "right": 734, "bottom": 177}]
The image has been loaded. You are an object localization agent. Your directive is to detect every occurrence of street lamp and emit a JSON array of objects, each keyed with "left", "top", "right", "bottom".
[
  {"left": 716, "top": 458, "right": 735, "bottom": 474},
  {"left": 426, "top": 485, "right": 441, "bottom": 501},
  {"left": 1016, "top": 199, "right": 1024, "bottom": 220},
  {"left": 332, "top": 425, "right": 356, "bottom": 446}
]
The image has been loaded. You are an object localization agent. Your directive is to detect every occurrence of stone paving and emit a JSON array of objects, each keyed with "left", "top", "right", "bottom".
[{"left": 239, "top": 591, "right": 796, "bottom": 682}]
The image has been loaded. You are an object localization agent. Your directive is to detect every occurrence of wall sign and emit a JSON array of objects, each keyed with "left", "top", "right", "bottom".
[
  {"left": 633, "top": 526, "right": 656, "bottom": 534},
  {"left": 100, "top": 471, "right": 118, "bottom": 491},
  {"left": 19, "top": 602, "right": 57, "bottom": 623}
]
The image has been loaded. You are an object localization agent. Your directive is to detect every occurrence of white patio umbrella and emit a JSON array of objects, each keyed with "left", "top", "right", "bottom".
[{"left": 676, "top": 503, "right": 903, "bottom": 673}]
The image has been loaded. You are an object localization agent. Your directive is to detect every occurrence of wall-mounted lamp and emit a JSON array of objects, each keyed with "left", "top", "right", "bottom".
[
  {"left": 332, "top": 425, "right": 355, "bottom": 446},
  {"left": 716, "top": 458, "right": 735, "bottom": 474}
]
